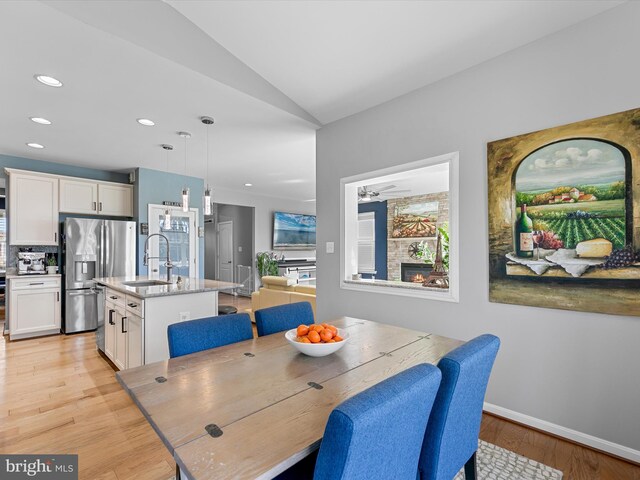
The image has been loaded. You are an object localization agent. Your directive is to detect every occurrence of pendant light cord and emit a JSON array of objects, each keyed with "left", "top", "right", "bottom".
[{"left": 206, "top": 123, "right": 209, "bottom": 186}]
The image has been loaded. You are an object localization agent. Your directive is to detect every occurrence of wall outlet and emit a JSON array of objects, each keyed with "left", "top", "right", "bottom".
[
  {"left": 326, "top": 242, "right": 335, "bottom": 254},
  {"left": 238, "top": 246, "right": 243, "bottom": 252},
  {"left": 179, "top": 312, "right": 190, "bottom": 322}
]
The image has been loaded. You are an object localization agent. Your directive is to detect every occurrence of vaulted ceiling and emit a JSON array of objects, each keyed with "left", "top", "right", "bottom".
[{"left": 0, "top": 0, "right": 623, "bottom": 200}]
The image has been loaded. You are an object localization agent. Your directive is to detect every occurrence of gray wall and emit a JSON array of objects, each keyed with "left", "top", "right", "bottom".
[{"left": 316, "top": 2, "right": 640, "bottom": 455}]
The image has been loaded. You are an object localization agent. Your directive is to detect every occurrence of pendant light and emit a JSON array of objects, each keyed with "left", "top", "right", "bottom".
[
  {"left": 161, "top": 144, "right": 174, "bottom": 226},
  {"left": 201, "top": 116, "right": 215, "bottom": 216},
  {"left": 178, "top": 131, "right": 191, "bottom": 212}
]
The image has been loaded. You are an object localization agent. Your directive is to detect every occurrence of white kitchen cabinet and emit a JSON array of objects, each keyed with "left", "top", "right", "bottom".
[
  {"left": 59, "top": 178, "right": 99, "bottom": 214},
  {"left": 8, "top": 171, "right": 59, "bottom": 245},
  {"left": 104, "top": 302, "right": 117, "bottom": 361},
  {"left": 114, "top": 306, "right": 128, "bottom": 370},
  {"left": 8, "top": 276, "right": 61, "bottom": 340},
  {"left": 102, "top": 292, "right": 144, "bottom": 369},
  {"left": 126, "top": 312, "right": 144, "bottom": 369},
  {"left": 59, "top": 177, "right": 133, "bottom": 217},
  {"left": 98, "top": 183, "right": 133, "bottom": 217}
]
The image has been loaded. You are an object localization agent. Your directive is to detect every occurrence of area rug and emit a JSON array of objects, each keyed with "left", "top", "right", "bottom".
[{"left": 453, "top": 440, "right": 563, "bottom": 480}]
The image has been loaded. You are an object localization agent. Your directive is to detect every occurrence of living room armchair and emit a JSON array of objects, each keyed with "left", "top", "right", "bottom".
[{"left": 250, "top": 276, "right": 316, "bottom": 322}]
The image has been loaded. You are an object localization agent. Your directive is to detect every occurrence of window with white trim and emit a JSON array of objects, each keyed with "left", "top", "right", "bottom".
[
  {"left": 357, "top": 212, "right": 375, "bottom": 274},
  {"left": 340, "top": 152, "right": 459, "bottom": 302}
]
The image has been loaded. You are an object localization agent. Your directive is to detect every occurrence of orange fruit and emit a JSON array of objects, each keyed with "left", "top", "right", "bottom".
[
  {"left": 297, "top": 324, "right": 310, "bottom": 336},
  {"left": 308, "top": 330, "right": 321, "bottom": 343},
  {"left": 299, "top": 336, "right": 311, "bottom": 343},
  {"left": 327, "top": 339, "right": 336, "bottom": 343},
  {"left": 312, "top": 324, "right": 324, "bottom": 333},
  {"left": 320, "top": 329, "right": 334, "bottom": 342},
  {"left": 333, "top": 335, "right": 344, "bottom": 342},
  {"left": 326, "top": 325, "right": 338, "bottom": 335}
]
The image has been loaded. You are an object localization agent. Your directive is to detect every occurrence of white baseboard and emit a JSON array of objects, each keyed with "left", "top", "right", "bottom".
[{"left": 484, "top": 402, "right": 640, "bottom": 464}]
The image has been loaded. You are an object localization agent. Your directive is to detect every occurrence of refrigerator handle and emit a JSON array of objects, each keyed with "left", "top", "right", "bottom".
[
  {"left": 104, "top": 222, "right": 110, "bottom": 275},
  {"left": 99, "top": 223, "right": 105, "bottom": 278}
]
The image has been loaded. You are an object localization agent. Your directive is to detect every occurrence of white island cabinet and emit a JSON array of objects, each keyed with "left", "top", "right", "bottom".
[{"left": 96, "top": 277, "right": 240, "bottom": 369}]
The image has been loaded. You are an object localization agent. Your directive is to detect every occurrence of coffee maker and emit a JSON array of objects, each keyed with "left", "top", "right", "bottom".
[{"left": 17, "top": 250, "right": 47, "bottom": 275}]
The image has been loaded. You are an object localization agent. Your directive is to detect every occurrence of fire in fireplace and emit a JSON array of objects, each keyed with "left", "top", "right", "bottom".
[{"left": 401, "top": 263, "right": 433, "bottom": 283}]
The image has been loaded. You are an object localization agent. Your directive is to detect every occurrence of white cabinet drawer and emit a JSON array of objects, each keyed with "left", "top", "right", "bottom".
[
  {"left": 125, "top": 295, "right": 144, "bottom": 317},
  {"left": 10, "top": 276, "right": 61, "bottom": 290},
  {"left": 105, "top": 288, "right": 125, "bottom": 307}
]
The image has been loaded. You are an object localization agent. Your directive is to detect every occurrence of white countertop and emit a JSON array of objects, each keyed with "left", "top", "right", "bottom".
[
  {"left": 6, "top": 273, "right": 62, "bottom": 279},
  {"left": 94, "top": 276, "right": 242, "bottom": 299}
]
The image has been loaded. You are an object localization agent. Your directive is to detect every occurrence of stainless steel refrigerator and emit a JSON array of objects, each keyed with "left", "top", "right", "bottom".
[{"left": 63, "top": 218, "right": 136, "bottom": 338}]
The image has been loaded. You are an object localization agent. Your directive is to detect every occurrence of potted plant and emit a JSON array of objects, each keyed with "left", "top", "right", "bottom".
[
  {"left": 256, "top": 251, "right": 280, "bottom": 286},
  {"left": 47, "top": 256, "right": 58, "bottom": 274}
]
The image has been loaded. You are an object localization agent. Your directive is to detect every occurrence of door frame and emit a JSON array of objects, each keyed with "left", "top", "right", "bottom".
[
  {"left": 147, "top": 204, "right": 199, "bottom": 279},
  {"left": 217, "top": 220, "right": 234, "bottom": 283}
]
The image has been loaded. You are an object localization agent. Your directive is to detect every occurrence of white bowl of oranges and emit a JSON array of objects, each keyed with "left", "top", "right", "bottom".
[{"left": 285, "top": 323, "right": 349, "bottom": 357}]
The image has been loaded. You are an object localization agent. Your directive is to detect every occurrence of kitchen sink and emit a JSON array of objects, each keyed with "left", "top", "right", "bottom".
[{"left": 122, "top": 280, "right": 172, "bottom": 287}]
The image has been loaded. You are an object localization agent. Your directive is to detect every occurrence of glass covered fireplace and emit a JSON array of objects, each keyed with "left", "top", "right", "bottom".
[{"left": 401, "top": 263, "right": 433, "bottom": 284}]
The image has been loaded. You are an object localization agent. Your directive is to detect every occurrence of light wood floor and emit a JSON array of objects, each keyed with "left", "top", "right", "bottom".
[{"left": 1, "top": 323, "right": 638, "bottom": 480}]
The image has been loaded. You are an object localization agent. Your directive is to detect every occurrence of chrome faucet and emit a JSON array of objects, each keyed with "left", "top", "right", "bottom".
[{"left": 143, "top": 233, "right": 173, "bottom": 282}]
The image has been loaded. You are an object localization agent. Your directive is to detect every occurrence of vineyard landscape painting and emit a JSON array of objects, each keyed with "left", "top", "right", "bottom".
[
  {"left": 391, "top": 201, "right": 438, "bottom": 238},
  {"left": 488, "top": 107, "right": 640, "bottom": 316},
  {"left": 516, "top": 139, "right": 627, "bottom": 251}
]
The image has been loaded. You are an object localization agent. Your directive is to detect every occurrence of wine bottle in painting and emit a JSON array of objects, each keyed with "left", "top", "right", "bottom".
[{"left": 516, "top": 204, "right": 534, "bottom": 258}]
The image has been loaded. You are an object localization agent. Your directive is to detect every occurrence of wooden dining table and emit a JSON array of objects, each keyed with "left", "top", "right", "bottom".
[{"left": 116, "top": 317, "right": 463, "bottom": 480}]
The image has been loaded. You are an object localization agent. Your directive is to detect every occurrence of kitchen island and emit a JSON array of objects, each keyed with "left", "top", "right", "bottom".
[{"left": 94, "top": 276, "right": 240, "bottom": 370}]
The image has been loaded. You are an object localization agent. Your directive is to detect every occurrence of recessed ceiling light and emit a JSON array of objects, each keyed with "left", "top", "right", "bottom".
[
  {"left": 34, "top": 74, "right": 62, "bottom": 87},
  {"left": 26, "top": 142, "right": 45, "bottom": 149},
  {"left": 137, "top": 118, "right": 155, "bottom": 126},
  {"left": 244, "top": 183, "right": 253, "bottom": 187},
  {"left": 30, "top": 117, "right": 52, "bottom": 125}
]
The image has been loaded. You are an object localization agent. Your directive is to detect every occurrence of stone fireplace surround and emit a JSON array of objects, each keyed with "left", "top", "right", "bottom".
[{"left": 387, "top": 191, "right": 449, "bottom": 281}]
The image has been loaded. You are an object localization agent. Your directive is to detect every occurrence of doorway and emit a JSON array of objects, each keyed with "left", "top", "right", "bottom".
[
  {"left": 204, "top": 203, "right": 255, "bottom": 296},
  {"left": 148, "top": 204, "right": 198, "bottom": 279},
  {"left": 217, "top": 221, "right": 234, "bottom": 283}
]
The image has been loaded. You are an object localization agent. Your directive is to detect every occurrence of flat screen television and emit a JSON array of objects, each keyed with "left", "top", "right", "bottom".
[{"left": 273, "top": 212, "right": 316, "bottom": 250}]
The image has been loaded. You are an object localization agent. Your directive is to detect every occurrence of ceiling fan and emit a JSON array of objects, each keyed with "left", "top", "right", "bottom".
[{"left": 358, "top": 184, "right": 411, "bottom": 202}]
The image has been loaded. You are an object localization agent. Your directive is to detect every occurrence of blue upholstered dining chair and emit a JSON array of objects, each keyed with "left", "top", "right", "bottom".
[
  {"left": 277, "top": 363, "right": 442, "bottom": 480},
  {"left": 254, "top": 301, "right": 314, "bottom": 337},
  {"left": 167, "top": 313, "right": 253, "bottom": 358},
  {"left": 418, "top": 334, "right": 500, "bottom": 480}
]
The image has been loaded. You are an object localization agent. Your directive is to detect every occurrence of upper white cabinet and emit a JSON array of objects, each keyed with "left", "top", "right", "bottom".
[
  {"left": 97, "top": 183, "right": 133, "bottom": 217},
  {"left": 59, "top": 177, "right": 133, "bottom": 217},
  {"left": 59, "top": 178, "right": 99, "bottom": 215},
  {"left": 8, "top": 171, "right": 59, "bottom": 245}
]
